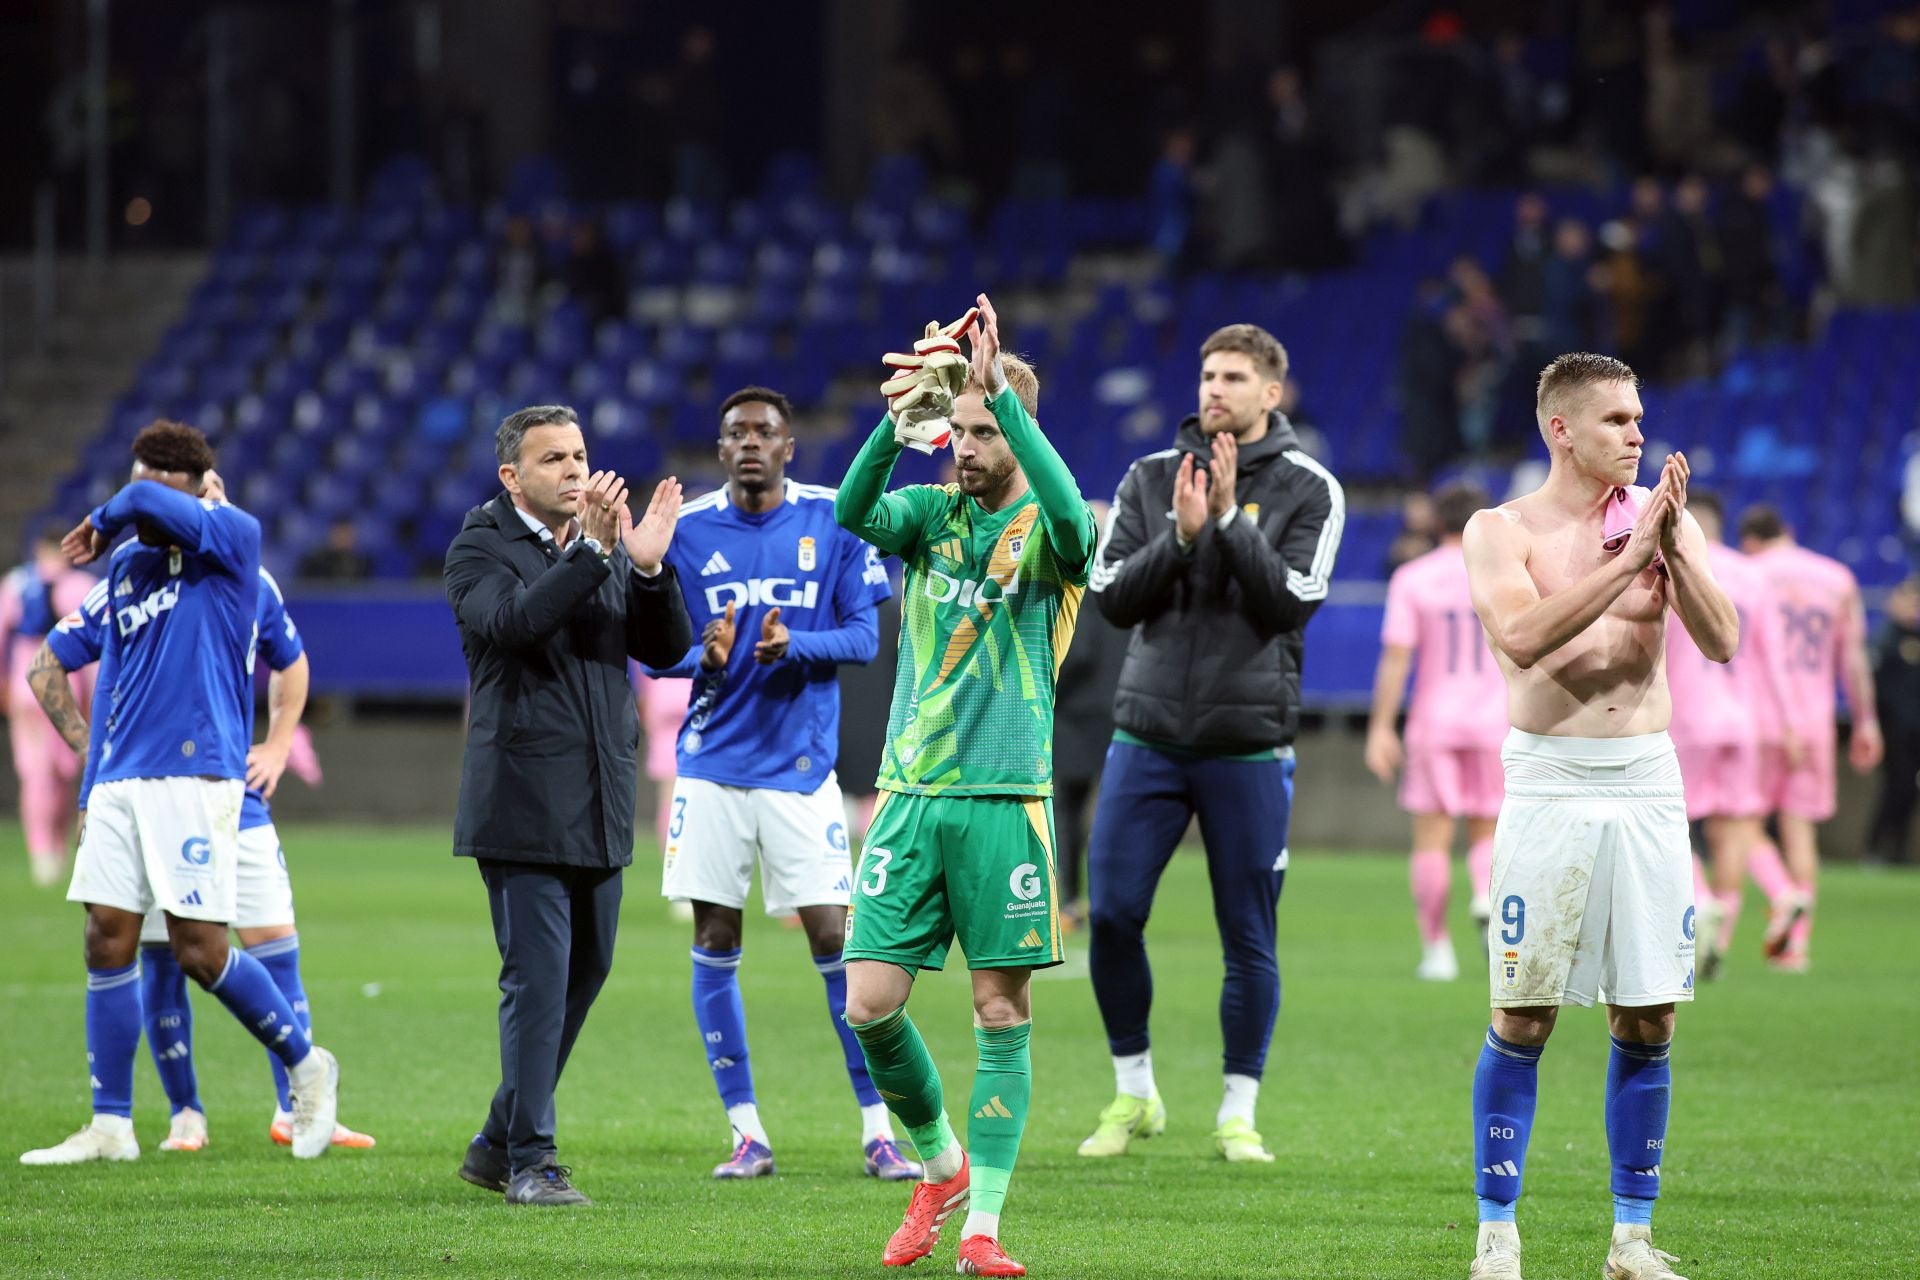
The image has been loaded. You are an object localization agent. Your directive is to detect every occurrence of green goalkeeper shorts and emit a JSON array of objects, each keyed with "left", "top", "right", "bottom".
[{"left": 845, "top": 790, "right": 1064, "bottom": 972}]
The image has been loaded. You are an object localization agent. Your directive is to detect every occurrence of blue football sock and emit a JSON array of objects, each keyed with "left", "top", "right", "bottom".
[
  {"left": 139, "top": 944, "right": 201, "bottom": 1115},
  {"left": 691, "top": 946, "right": 754, "bottom": 1108},
  {"left": 1472, "top": 1028, "right": 1544, "bottom": 1219},
  {"left": 248, "top": 935, "right": 311, "bottom": 1113},
  {"left": 85, "top": 963, "right": 142, "bottom": 1119},
  {"left": 1606, "top": 1036, "right": 1671, "bottom": 1211},
  {"left": 204, "top": 945, "right": 311, "bottom": 1069},
  {"left": 815, "top": 950, "right": 881, "bottom": 1107}
]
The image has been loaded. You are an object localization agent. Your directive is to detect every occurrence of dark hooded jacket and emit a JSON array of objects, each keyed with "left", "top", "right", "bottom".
[{"left": 1092, "top": 412, "right": 1344, "bottom": 751}]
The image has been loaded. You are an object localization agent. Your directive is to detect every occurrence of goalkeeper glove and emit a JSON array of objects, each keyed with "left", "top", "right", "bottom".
[{"left": 880, "top": 308, "right": 978, "bottom": 454}]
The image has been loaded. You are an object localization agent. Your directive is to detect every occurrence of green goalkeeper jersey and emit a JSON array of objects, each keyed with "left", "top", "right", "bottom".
[{"left": 835, "top": 388, "right": 1098, "bottom": 797}]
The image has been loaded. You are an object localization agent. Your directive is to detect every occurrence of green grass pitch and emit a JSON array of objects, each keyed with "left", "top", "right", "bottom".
[{"left": 1, "top": 826, "right": 1916, "bottom": 1278}]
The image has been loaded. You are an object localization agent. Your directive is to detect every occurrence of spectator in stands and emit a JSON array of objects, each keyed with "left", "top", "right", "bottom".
[
  {"left": 1148, "top": 128, "right": 1199, "bottom": 270},
  {"left": 1665, "top": 174, "right": 1725, "bottom": 378},
  {"left": 1447, "top": 256, "right": 1513, "bottom": 454},
  {"left": 665, "top": 25, "right": 726, "bottom": 204},
  {"left": 869, "top": 56, "right": 961, "bottom": 183},
  {"left": 1263, "top": 66, "right": 1347, "bottom": 273},
  {"left": 1399, "top": 277, "right": 1465, "bottom": 481},
  {"left": 1720, "top": 164, "right": 1786, "bottom": 349},
  {"left": 493, "top": 215, "right": 544, "bottom": 327},
  {"left": 1541, "top": 217, "right": 1599, "bottom": 355},
  {"left": 563, "top": 219, "right": 626, "bottom": 328},
  {"left": 1277, "top": 376, "right": 1328, "bottom": 462},
  {"left": 298, "top": 520, "right": 373, "bottom": 582},
  {"left": 1387, "top": 491, "right": 1440, "bottom": 574},
  {"left": 1500, "top": 193, "right": 1551, "bottom": 349},
  {"left": 1594, "top": 218, "right": 1659, "bottom": 377},
  {"left": 1867, "top": 576, "right": 1920, "bottom": 867}
]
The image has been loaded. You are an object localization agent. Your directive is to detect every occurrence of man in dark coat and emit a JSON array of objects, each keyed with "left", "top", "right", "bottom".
[{"left": 444, "top": 405, "right": 692, "bottom": 1205}]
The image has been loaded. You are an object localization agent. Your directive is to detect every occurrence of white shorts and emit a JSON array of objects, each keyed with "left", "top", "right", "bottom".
[
  {"left": 1488, "top": 730, "right": 1696, "bottom": 1009},
  {"left": 139, "top": 823, "right": 294, "bottom": 943},
  {"left": 69, "top": 778, "right": 245, "bottom": 924},
  {"left": 662, "top": 772, "right": 853, "bottom": 916}
]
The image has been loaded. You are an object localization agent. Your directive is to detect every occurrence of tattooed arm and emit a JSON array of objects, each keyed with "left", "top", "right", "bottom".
[{"left": 27, "top": 641, "right": 89, "bottom": 755}]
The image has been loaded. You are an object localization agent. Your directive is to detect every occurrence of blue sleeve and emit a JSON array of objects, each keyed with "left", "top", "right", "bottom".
[
  {"left": 644, "top": 642, "right": 704, "bottom": 680},
  {"left": 783, "top": 528, "right": 882, "bottom": 666},
  {"left": 89, "top": 485, "right": 260, "bottom": 577},
  {"left": 640, "top": 538, "right": 704, "bottom": 677},
  {"left": 45, "top": 587, "right": 109, "bottom": 670},
  {"left": 255, "top": 571, "right": 304, "bottom": 671}
]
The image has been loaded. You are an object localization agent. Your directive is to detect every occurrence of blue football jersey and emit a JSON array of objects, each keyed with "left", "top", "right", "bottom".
[
  {"left": 75, "top": 482, "right": 261, "bottom": 788},
  {"left": 55, "top": 561, "right": 301, "bottom": 832},
  {"left": 651, "top": 478, "right": 891, "bottom": 792}
]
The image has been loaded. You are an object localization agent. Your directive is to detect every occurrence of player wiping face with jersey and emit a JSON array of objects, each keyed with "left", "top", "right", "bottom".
[
  {"left": 642, "top": 385, "right": 911, "bottom": 1183},
  {"left": 50, "top": 492, "right": 373, "bottom": 1154},
  {"left": 21, "top": 421, "right": 341, "bottom": 1168}
]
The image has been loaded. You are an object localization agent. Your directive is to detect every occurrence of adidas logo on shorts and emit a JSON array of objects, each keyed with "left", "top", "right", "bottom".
[{"left": 1016, "top": 928, "right": 1045, "bottom": 949}]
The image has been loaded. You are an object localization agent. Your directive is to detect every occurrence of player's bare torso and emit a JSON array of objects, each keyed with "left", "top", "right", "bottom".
[{"left": 1488, "top": 494, "right": 1671, "bottom": 738}]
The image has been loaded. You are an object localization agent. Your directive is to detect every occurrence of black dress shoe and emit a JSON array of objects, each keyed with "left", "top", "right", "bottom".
[{"left": 458, "top": 1135, "right": 509, "bottom": 1192}]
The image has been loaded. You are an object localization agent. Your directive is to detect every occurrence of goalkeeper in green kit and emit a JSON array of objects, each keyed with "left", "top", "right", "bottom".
[{"left": 834, "top": 293, "right": 1097, "bottom": 1278}]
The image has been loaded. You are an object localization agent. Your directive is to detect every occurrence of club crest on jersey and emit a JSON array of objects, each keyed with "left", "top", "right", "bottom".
[
  {"left": 798, "top": 536, "right": 817, "bottom": 571},
  {"left": 1006, "top": 533, "right": 1025, "bottom": 560}
]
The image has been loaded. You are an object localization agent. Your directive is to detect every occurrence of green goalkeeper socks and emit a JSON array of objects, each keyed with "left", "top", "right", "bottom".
[
  {"left": 849, "top": 1006, "right": 954, "bottom": 1164},
  {"left": 966, "top": 1021, "right": 1032, "bottom": 1215}
]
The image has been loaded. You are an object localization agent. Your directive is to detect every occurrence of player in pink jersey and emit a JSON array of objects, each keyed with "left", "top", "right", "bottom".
[
  {"left": 1737, "top": 505, "right": 1882, "bottom": 971},
  {"left": 1367, "top": 482, "right": 1508, "bottom": 981},
  {"left": 0, "top": 529, "right": 97, "bottom": 886},
  {"left": 1662, "top": 493, "right": 1795, "bottom": 979}
]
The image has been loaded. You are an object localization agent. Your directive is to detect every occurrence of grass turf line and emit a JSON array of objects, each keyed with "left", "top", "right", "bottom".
[{"left": 1, "top": 826, "right": 1916, "bottom": 1278}]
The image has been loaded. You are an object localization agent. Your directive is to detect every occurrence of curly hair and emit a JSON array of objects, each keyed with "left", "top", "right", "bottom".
[{"left": 131, "top": 420, "right": 216, "bottom": 480}]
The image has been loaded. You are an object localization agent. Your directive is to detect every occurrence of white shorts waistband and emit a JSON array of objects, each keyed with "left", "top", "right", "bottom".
[{"left": 1502, "top": 728, "right": 1682, "bottom": 799}]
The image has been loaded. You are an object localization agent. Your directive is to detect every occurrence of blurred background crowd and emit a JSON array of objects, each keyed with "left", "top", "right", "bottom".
[{"left": 2, "top": 0, "right": 1919, "bottom": 856}]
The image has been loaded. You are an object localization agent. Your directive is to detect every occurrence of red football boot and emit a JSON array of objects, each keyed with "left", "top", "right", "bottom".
[
  {"left": 881, "top": 1150, "right": 970, "bottom": 1267},
  {"left": 956, "top": 1234, "right": 1026, "bottom": 1277}
]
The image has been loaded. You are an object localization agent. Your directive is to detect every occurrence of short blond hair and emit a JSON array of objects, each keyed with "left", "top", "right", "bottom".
[
  {"left": 1535, "top": 351, "right": 1638, "bottom": 440},
  {"left": 965, "top": 353, "right": 1039, "bottom": 416},
  {"left": 1200, "top": 324, "right": 1288, "bottom": 383}
]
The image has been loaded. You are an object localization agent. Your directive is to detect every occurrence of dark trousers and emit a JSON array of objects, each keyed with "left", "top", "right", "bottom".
[
  {"left": 477, "top": 860, "right": 622, "bottom": 1173},
  {"left": 1869, "top": 734, "right": 1920, "bottom": 864},
  {"left": 1055, "top": 776, "right": 1098, "bottom": 908},
  {"left": 1087, "top": 741, "right": 1294, "bottom": 1079}
]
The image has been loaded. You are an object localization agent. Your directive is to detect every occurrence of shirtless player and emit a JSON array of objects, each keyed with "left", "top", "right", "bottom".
[{"left": 1460, "top": 353, "right": 1738, "bottom": 1280}]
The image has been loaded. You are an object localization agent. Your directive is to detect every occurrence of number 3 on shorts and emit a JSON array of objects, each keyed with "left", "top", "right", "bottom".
[{"left": 860, "top": 847, "right": 892, "bottom": 897}]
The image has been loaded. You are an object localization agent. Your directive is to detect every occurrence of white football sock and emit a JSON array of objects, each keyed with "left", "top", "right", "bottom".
[
  {"left": 1113, "top": 1050, "right": 1155, "bottom": 1100},
  {"left": 1217, "top": 1073, "right": 1259, "bottom": 1129},
  {"left": 859, "top": 1102, "right": 893, "bottom": 1146},
  {"left": 921, "top": 1136, "right": 964, "bottom": 1183},
  {"left": 726, "top": 1102, "right": 768, "bottom": 1147},
  {"left": 961, "top": 1209, "right": 1000, "bottom": 1241}
]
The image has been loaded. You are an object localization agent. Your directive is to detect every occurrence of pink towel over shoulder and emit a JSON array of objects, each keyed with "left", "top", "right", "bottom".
[{"left": 1601, "top": 486, "right": 1667, "bottom": 575}]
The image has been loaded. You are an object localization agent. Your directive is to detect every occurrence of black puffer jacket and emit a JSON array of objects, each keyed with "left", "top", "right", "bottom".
[{"left": 1092, "top": 412, "right": 1344, "bottom": 751}]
